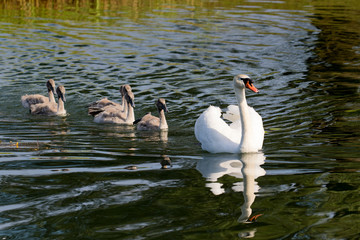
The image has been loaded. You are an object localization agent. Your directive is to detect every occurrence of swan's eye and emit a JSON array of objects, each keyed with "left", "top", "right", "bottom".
[{"left": 240, "top": 78, "right": 252, "bottom": 84}]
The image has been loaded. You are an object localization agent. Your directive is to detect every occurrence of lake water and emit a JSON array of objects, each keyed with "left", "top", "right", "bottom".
[{"left": 0, "top": 0, "right": 359, "bottom": 239}]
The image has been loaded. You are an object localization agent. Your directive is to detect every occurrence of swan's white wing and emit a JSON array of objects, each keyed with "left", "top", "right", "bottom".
[
  {"left": 229, "top": 120, "right": 241, "bottom": 130},
  {"left": 195, "top": 106, "right": 240, "bottom": 153},
  {"left": 247, "top": 106, "right": 265, "bottom": 150},
  {"left": 223, "top": 104, "right": 242, "bottom": 130},
  {"left": 222, "top": 105, "right": 240, "bottom": 122},
  {"left": 223, "top": 104, "right": 264, "bottom": 151}
]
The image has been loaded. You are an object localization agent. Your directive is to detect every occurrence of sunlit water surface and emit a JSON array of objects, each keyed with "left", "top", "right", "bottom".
[{"left": 0, "top": 0, "right": 359, "bottom": 239}]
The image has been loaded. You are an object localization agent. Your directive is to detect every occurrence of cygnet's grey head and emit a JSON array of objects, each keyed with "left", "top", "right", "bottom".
[
  {"left": 125, "top": 90, "right": 135, "bottom": 108},
  {"left": 56, "top": 85, "right": 66, "bottom": 102},
  {"left": 47, "top": 79, "right": 56, "bottom": 93},
  {"left": 156, "top": 98, "right": 168, "bottom": 113}
]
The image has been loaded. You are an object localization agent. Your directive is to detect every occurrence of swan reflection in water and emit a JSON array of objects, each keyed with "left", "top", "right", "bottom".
[
  {"left": 196, "top": 152, "right": 266, "bottom": 224},
  {"left": 136, "top": 129, "right": 168, "bottom": 143}
]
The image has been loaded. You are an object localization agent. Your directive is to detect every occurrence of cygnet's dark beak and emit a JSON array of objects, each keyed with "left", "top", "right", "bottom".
[{"left": 126, "top": 95, "right": 135, "bottom": 108}]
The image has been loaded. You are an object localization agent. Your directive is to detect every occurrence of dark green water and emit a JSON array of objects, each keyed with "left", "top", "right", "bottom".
[{"left": 0, "top": 0, "right": 359, "bottom": 239}]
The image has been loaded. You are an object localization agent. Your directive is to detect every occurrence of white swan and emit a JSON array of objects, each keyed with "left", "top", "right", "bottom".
[
  {"left": 91, "top": 88, "right": 135, "bottom": 125},
  {"left": 30, "top": 85, "right": 66, "bottom": 116},
  {"left": 21, "top": 79, "right": 56, "bottom": 109},
  {"left": 133, "top": 98, "right": 168, "bottom": 131},
  {"left": 194, "top": 74, "right": 264, "bottom": 153}
]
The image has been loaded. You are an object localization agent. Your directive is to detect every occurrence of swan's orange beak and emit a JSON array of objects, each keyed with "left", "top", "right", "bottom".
[{"left": 246, "top": 81, "right": 259, "bottom": 93}]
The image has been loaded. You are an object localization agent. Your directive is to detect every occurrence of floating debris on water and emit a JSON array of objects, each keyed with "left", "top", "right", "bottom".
[
  {"left": 124, "top": 165, "right": 137, "bottom": 170},
  {"left": 161, "top": 155, "right": 171, "bottom": 169},
  {"left": 51, "top": 169, "right": 70, "bottom": 172},
  {"left": 0, "top": 140, "right": 46, "bottom": 151}
]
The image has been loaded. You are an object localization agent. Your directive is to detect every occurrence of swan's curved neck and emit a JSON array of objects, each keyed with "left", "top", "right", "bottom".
[
  {"left": 235, "top": 87, "right": 247, "bottom": 106},
  {"left": 235, "top": 88, "right": 251, "bottom": 151},
  {"left": 159, "top": 110, "right": 168, "bottom": 129},
  {"left": 121, "top": 95, "right": 125, "bottom": 111},
  {"left": 126, "top": 102, "right": 135, "bottom": 123},
  {"left": 49, "top": 90, "right": 56, "bottom": 103},
  {"left": 57, "top": 99, "right": 66, "bottom": 115}
]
